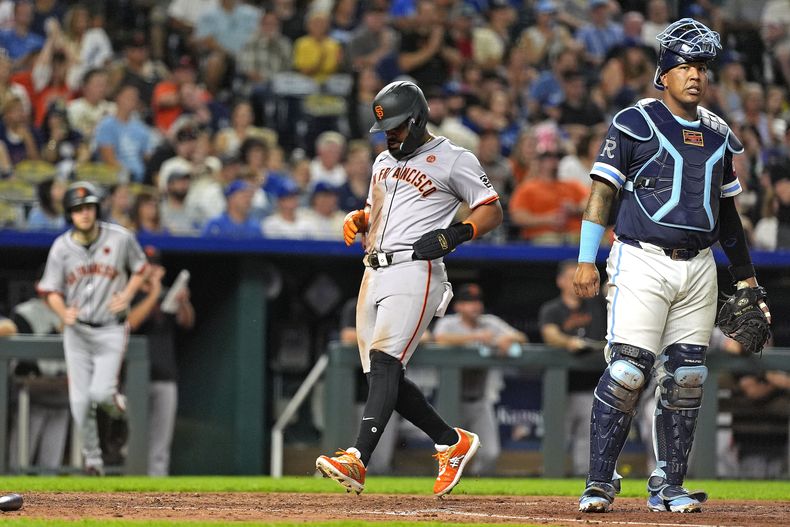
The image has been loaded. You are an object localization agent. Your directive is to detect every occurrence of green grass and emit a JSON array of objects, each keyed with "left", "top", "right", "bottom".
[{"left": 0, "top": 475, "right": 788, "bottom": 500}]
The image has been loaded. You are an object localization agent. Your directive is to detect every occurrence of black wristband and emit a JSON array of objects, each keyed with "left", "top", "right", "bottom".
[
  {"left": 449, "top": 222, "right": 474, "bottom": 244},
  {"left": 729, "top": 264, "right": 756, "bottom": 282}
]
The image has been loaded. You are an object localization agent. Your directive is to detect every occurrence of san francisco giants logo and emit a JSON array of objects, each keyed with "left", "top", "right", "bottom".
[
  {"left": 76, "top": 187, "right": 87, "bottom": 197},
  {"left": 427, "top": 155, "right": 436, "bottom": 163},
  {"left": 601, "top": 139, "right": 617, "bottom": 159},
  {"left": 375, "top": 105, "right": 384, "bottom": 119}
]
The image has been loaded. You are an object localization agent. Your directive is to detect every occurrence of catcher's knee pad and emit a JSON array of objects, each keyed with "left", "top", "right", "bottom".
[
  {"left": 658, "top": 343, "right": 707, "bottom": 410},
  {"left": 594, "top": 344, "right": 655, "bottom": 414},
  {"left": 654, "top": 343, "right": 707, "bottom": 485}
]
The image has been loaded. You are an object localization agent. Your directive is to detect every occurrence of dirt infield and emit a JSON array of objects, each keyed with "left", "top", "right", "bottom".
[{"left": 4, "top": 492, "right": 788, "bottom": 525}]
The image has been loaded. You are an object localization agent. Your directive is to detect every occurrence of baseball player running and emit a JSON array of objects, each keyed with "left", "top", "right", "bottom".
[
  {"left": 574, "top": 19, "right": 771, "bottom": 513},
  {"left": 316, "top": 80, "right": 503, "bottom": 496},
  {"left": 38, "top": 182, "right": 147, "bottom": 475}
]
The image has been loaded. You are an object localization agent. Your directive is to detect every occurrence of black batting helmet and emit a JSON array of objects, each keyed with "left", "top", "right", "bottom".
[
  {"left": 63, "top": 181, "right": 102, "bottom": 220},
  {"left": 370, "top": 80, "right": 429, "bottom": 156}
]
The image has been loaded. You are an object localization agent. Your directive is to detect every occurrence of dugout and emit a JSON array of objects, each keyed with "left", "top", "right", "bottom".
[{"left": 0, "top": 230, "right": 789, "bottom": 476}]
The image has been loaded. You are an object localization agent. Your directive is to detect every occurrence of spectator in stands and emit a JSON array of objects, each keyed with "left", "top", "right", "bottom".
[
  {"left": 0, "top": 95, "right": 39, "bottom": 165},
  {"left": 30, "top": 30, "right": 74, "bottom": 128},
  {"left": 60, "top": 3, "right": 113, "bottom": 92},
  {"left": 642, "top": 0, "right": 670, "bottom": 53},
  {"left": 329, "top": 0, "right": 358, "bottom": 44},
  {"left": 30, "top": 0, "right": 65, "bottom": 39},
  {"left": 527, "top": 48, "right": 581, "bottom": 122},
  {"left": 157, "top": 123, "right": 201, "bottom": 192},
  {"left": 201, "top": 177, "right": 262, "bottom": 238},
  {"left": 538, "top": 259, "right": 607, "bottom": 476},
  {"left": 336, "top": 141, "right": 371, "bottom": 212},
  {"left": 397, "top": 0, "right": 461, "bottom": 91},
  {"left": 754, "top": 161, "right": 790, "bottom": 250},
  {"left": 128, "top": 246, "right": 195, "bottom": 476},
  {"left": 8, "top": 281, "right": 71, "bottom": 472},
  {"left": 166, "top": 0, "right": 219, "bottom": 62},
  {"left": 350, "top": 65, "right": 383, "bottom": 139},
  {"left": 26, "top": 177, "right": 65, "bottom": 231},
  {"left": 433, "top": 283, "right": 527, "bottom": 475},
  {"left": 425, "top": 86, "right": 479, "bottom": 153},
  {"left": 261, "top": 177, "right": 310, "bottom": 239},
  {"left": 110, "top": 30, "right": 169, "bottom": 114},
  {"left": 558, "top": 126, "right": 606, "bottom": 189},
  {"left": 472, "top": 0, "right": 516, "bottom": 72},
  {"left": 0, "top": 0, "right": 44, "bottom": 71},
  {"left": 293, "top": 9, "right": 342, "bottom": 84},
  {"left": 185, "top": 152, "right": 240, "bottom": 229},
  {"left": 95, "top": 84, "right": 157, "bottom": 183},
  {"left": 762, "top": 0, "right": 790, "bottom": 89},
  {"left": 344, "top": 5, "right": 395, "bottom": 73},
  {"left": 159, "top": 168, "right": 195, "bottom": 236},
  {"left": 717, "top": 50, "right": 747, "bottom": 119},
  {"left": 151, "top": 55, "right": 199, "bottom": 133},
  {"left": 214, "top": 101, "right": 274, "bottom": 158},
  {"left": 238, "top": 11, "right": 293, "bottom": 126},
  {"left": 175, "top": 80, "right": 228, "bottom": 134},
  {"left": 509, "top": 145, "right": 588, "bottom": 244},
  {"left": 301, "top": 182, "right": 345, "bottom": 240},
  {"left": 0, "top": 48, "right": 30, "bottom": 116},
  {"left": 105, "top": 183, "right": 133, "bottom": 229},
  {"left": 509, "top": 128, "right": 537, "bottom": 186},
  {"left": 575, "top": 0, "right": 624, "bottom": 68},
  {"left": 130, "top": 191, "right": 166, "bottom": 236},
  {"left": 38, "top": 100, "right": 86, "bottom": 166},
  {"left": 309, "top": 131, "right": 347, "bottom": 188},
  {"left": 733, "top": 83, "right": 776, "bottom": 148},
  {"left": 67, "top": 68, "right": 114, "bottom": 141},
  {"left": 557, "top": 71, "right": 605, "bottom": 127},
  {"left": 518, "top": 0, "right": 576, "bottom": 70},
  {"left": 447, "top": 3, "right": 475, "bottom": 63},
  {"left": 194, "top": 0, "right": 261, "bottom": 95}
]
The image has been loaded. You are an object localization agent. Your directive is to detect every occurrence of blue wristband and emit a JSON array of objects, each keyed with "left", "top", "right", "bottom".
[{"left": 578, "top": 220, "right": 605, "bottom": 263}]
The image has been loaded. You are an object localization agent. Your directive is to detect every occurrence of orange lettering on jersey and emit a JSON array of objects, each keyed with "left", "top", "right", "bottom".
[
  {"left": 422, "top": 186, "right": 437, "bottom": 198},
  {"left": 414, "top": 173, "right": 425, "bottom": 187},
  {"left": 66, "top": 264, "right": 119, "bottom": 285}
]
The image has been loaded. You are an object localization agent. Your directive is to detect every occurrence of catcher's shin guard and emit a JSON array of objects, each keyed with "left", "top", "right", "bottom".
[
  {"left": 588, "top": 344, "right": 655, "bottom": 482},
  {"left": 654, "top": 343, "right": 707, "bottom": 486}
]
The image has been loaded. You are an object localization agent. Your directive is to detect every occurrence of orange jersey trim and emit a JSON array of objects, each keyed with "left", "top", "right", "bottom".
[
  {"left": 471, "top": 195, "right": 500, "bottom": 209},
  {"left": 399, "top": 260, "right": 432, "bottom": 362}
]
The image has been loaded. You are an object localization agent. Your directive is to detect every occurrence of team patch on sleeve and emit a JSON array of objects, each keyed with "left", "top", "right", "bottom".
[
  {"left": 721, "top": 178, "right": 742, "bottom": 198},
  {"left": 591, "top": 162, "right": 626, "bottom": 189}
]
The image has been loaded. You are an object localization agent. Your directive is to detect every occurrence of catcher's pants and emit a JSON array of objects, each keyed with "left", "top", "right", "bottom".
[{"left": 605, "top": 239, "right": 717, "bottom": 355}]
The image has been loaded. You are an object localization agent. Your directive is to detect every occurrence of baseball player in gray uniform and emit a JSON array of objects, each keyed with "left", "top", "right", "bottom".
[
  {"left": 38, "top": 182, "right": 147, "bottom": 475},
  {"left": 316, "top": 80, "right": 503, "bottom": 496}
]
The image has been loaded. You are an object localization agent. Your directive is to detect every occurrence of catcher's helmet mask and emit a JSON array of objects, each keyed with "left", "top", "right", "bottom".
[
  {"left": 63, "top": 181, "right": 102, "bottom": 223},
  {"left": 370, "top": 80, "right": 429, "bottom": 157},
  {"left": 653, "top": 18, "right": 722, "bottom": 91}
]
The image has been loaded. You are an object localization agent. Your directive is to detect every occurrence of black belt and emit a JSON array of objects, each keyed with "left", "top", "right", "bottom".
[
  {"left": 365, "top": 252, "right": 393, "bottom": 269},
  {"left": 619, "top": 237, "right": 700, "bottom": 261},
  {"left": 77, "top": 319, "right": 107, "bottom": 328}
]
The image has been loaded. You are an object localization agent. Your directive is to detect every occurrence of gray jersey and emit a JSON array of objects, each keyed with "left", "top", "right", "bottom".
[
  {"left": 38, "top": 222, "right": 147, "bottom": 326},
  {"left": 366, "top": 136, "right": 499, "bottom": 253}
]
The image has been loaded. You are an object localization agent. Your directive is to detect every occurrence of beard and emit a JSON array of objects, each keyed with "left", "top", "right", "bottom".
[{"left": 169, "top": 189, "right": 188, "bottom": 202}]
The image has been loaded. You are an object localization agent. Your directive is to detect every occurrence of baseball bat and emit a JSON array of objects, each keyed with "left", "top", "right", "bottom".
[{"left": 0, "top": 493, "right": 23, "bottom": 512}]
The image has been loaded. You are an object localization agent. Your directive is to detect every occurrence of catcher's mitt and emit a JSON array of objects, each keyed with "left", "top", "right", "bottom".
[{"left": 716, "top": 284, "right": 771, "bottom": 354}]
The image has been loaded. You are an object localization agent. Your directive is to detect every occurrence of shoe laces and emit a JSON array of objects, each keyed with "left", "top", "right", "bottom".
[
  {"left": 433, "top": 449, "right": 450, "bottom": 472},
  {"left": 333, "top": 449, "right": 360, "bottom": 464}
]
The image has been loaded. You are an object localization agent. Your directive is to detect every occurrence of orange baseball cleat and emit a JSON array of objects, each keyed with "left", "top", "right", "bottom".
[
  {"left": 316, "top": 447, "right": 366, "bottom": 495},
  {"left": 432, "top": 428, "right": 480, "bottom": 497}
]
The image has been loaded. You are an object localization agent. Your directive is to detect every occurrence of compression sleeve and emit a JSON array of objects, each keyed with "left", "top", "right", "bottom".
[
  {"left": 578, "top": 220, "right": 605, "bottom": 263},
  {"left": 718, "top": 197, "right": 755, "bottom": 281}
]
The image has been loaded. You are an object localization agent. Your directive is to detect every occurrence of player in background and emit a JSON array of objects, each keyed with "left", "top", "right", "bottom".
[
  {"left": 573, "top": 19, "right": 771, "bottom": 513},
  {"left": 316, "top": 80, "right": 503, "bottom": 496},
  {"left": 38, "top": 182, "right": 147, "bottom": 475}
]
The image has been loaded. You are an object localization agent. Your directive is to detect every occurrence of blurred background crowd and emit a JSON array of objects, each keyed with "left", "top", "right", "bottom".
[{"left": 1, "top": 0, "right": 790, "bottom": 248}]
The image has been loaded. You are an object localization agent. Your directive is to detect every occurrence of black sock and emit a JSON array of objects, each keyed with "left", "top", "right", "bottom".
[
  {"left": 354, "top": 351, "right": 402, "bottom": 466},
  {"left": 395, "top": 375, "right": 457, "bottom": 446}
]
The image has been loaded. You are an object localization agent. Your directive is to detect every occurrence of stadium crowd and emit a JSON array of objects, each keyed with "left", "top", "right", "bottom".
[{"left": 0, "top": 0, "right": 789, "bottom": 248}]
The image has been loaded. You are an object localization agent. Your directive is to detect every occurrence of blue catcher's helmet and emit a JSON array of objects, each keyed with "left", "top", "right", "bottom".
[{"left": 653, "top": 18, "right": 722, "bottom": 90}]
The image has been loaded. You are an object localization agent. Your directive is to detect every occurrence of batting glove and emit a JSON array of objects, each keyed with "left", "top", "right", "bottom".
[
  {"left": 343, "top": 209, "right": 369, "bottom": 246},
  {"left": 412, "top": 222, "right": 474, "bottom": 260}
]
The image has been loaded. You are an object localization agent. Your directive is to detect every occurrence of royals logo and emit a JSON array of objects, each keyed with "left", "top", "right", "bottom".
[
  {"left": 683, "top": 130, "right": 704, "bottom": 147},
  {"left": 374, "top": 105, "right": 384, "bottom": 120}
]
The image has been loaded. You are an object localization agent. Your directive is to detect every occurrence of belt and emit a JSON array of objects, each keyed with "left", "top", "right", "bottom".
[
  {"left": 618, "top": 237, "right": 700, "bottom": 261},
  {"left": 363, "top": 250, "right": 414, "bottom": 269},
  {"left": 77, "top": 319, "right": 108, "bottom": 328}
]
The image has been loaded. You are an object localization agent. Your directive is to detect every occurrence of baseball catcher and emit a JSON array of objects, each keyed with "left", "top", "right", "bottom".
[{"left": 717, "top": 282, "right": 771, "bottom": 354}]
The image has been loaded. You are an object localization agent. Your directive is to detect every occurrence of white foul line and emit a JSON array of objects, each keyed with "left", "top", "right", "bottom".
[{"left": 368, "top": 508, "right": 745, "bottom": 527}]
